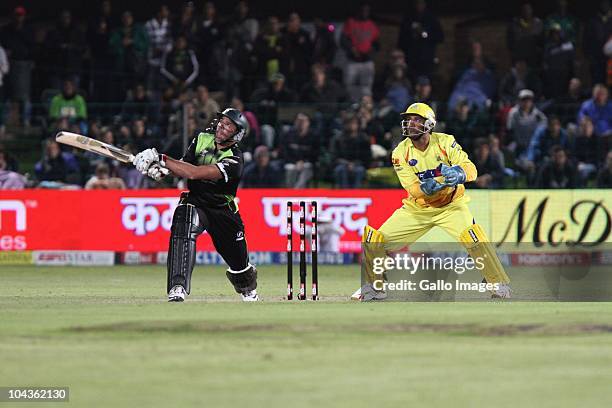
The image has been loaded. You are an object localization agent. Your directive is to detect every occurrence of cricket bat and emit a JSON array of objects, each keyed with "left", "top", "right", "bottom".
[{"left": 55, "top": 131, "right": 169, "bottom": 176}]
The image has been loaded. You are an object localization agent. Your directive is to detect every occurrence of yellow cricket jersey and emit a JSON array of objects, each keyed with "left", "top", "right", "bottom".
[{"left": 391, "top": 132, "right": 477, "bottom": 208}]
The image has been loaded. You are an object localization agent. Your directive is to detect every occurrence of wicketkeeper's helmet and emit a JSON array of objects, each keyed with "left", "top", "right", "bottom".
[{"left": 400, "top": 102, "right": 436, "bottom": 137}]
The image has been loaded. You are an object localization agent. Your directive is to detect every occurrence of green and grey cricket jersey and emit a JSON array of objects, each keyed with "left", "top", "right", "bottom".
[{"left": 181, "top": 132, "right": 243, "bottom": 209}]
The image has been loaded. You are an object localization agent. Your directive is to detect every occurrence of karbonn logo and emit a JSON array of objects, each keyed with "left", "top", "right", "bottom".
[{"left": 0, "top": 200, "right": 27, "bottom": 231}]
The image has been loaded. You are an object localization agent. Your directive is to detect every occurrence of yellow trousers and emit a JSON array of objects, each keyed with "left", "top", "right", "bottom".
[{"left": 379, "top": 198, "right": 474, "bottom": 245}]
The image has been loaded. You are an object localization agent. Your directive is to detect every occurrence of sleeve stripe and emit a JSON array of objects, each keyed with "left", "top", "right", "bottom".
[{"left": 216, "top": 163, "right": 228, "bottom": 182}]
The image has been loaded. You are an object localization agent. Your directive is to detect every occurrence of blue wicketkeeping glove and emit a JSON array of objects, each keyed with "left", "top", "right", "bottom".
[
  {"left": 441, "top": 164, "right": 466, "bottom": 187},
  {"left": 420, "top": 178, "right": 446, "bottom": 195}
]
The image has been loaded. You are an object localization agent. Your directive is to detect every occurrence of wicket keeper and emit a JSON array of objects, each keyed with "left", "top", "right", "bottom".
[
  {"left": 133, "top": 108, "right": 259, "bottom": 302},
  {"left": 353, "top": 102, "right": 511, "bottom": 300}
]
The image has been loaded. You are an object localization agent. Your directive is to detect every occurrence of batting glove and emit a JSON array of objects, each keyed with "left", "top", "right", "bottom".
[
  {"left": 420, "top": 178, "right": 446, "bottom": 195},
  {"left": 147, "top": 164, "right": 167, "bottom": 181},
  {"left": 134, "top": 148, "right": 159, "bottom": 173},
  {"left": 441, "top": 164, "right": 466, "bottom": 187}
]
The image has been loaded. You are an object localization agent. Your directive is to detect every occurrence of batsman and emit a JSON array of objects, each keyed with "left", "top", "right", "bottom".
[
  {"left": 133, "top": 108, "right": 258, "bottom": 302},
  {"left": 353, "top": 102, "right": 511, "bottom": 301}
]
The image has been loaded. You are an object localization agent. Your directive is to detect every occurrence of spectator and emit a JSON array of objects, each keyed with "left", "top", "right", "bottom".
[
  {"left": 121, "top": 83, "right": 155, "bottom": 122},
  {"left": 548, "top": 77, "right": 588, "bottom": 125},
  {"left": 225, "top": 0, "right": 259, "bottom": 99},
  {"left": 300, "top": 64, "right": 347, "bottom": 114},
  {"left": 452, "top": 40, "right": 496, "bottom": 91},
  {"left": 472, "top": 139, "right": 505, "bottom": 188},
  {"left": 192, "top": 85, "right": 220, "bottom": 129},
  {"left": 228, "top": 1, "right": 259, "bottom": 44},
  {"left": 0, "top": 149, "right": 26, "bottom": 189},
  {"left": 383, "top": 63, "right": 412, "bottom": 114},
  {"left": 544, "top": 0, "right": 578, "bottom": 45},
  {"left": 448, "top": 57, "right": 496, "bottom": 113},
  {"left": 95, "top": 0, "right": 119, "bottom": 31},
  {"left": 357, "top": 95, "right": 386, "bottom": 149},
  {"left": 242, "top": 145, "right": 282, "bottom": 187},
  {"left": 445, "top": 99, "right": 490, "bottom": 155},
  {"left": 397, "top": 0, "right": 444, "bottom": 80},
  {"left": 526, "top": 115, "right": 570, "bottom": 164},
  {"left": 130, "top": 118, "right": 159, "bottom": 152},
  {"left": 35, "top": 139, "right": 70, "bottom": 183},
  {"left": 85, "top": 127, "right": 121, "bottom": 171},
  {"left": 254, "top": 16, "right": 283, "bottom": 85},
  {"left": 280, "top": 12, "right": 313, "bottom": 92},
  {"left": 109, "top": 11, "right": 149, "bottom": 100},
  {"left": 542, "top": 24, "right": 575, "bottom": 99},
  {"left": 49, "top": 79, "right": 87, "bottom": 134},
  {"left": 375, "top": 49, "right": 407, "bottom": 99},
  {"left": 0, "top": 43, "right": 8, "bottom": 134},
  {"left": 173, "top": 2, "right": 199, "bottom": 47},
  {"left": 145, "top": 5, "right": 172, "bottom": 91},
  {"left": 88, "top": 16, "right": 113, "bottom": 104},
  {"left": 0, "top": 144, "right": 18, "bottom": 172},
  {"left": 499, "top": 58, "right": 543, "bottom": 104},
  {"left": 157, "top": 86, "right": 181, "bottom": 138},
  {"left": 280, "top": 113, "right": 317, "bottom": 188},
  {"left": 161, "top": 35, "right": 200, "bottom": 92},
  {"left": 1, "top": 6, "right": 33, "bottom": 126},
  {"left": 412, "top": 75, "right": 440, "bottom": 115},
  {"left": 506, "top": 89, "right": 547, "bottom": 158},
  {"left": 535, "top": 145, "right": 577, "bottom": 188},
  {"left": 197, "top": 1, "right": 225, "bottom": 90},
  {"left": 577, "top": 84, "right": 612, "bottom": 136},
  {"left": 30, "top": 26, "right": 49, "bottom": 108},
  {"left": 596, "top": 150, "right": 612, "bottom": 187},
  {"left": 317, "top": 214, "right": 345, "bottom": 252},
  {"left": 116, "top": 144, "right": 147, "bottom": 188},
  {"left": 312, "top": 18, "right": 337, "bottom": 66},
  {"left": 507, "top": 3, "right": 544, "bottom": 67},
  {"left": 489, "top": 135, "right": 508, "bottom": 170},
  {"left": 584, "top": 1, "right": 612, "bottom": 85},
  {"left": 574, "top": 116, "right": 602, "bottom": 185},
  {"left": 341, "top": 3, "right": 380, "bottom": 102},
  {"left": 85, "top": 162, "right": 126, "bottom": 189},
  {"left": 250, "top": 73, "right": 298, "bottom": 127},
  {"left": 330, "top": 115, "right": 371, "bottom": 188},
  {"left": 46, "top": 10, "right": 85, "bottom": 89}
]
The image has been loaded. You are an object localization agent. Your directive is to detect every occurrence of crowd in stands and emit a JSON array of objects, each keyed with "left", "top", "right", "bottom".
[{"left": 1, "top": 0, "right": 612, "bottom": 190}]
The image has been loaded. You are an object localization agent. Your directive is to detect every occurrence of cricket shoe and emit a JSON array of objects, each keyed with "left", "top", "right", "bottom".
[
  {"left": 492, "top": 283, "right": 512, "bottom": 299},
  {"left": 168, "top": 285, "right": 186, "bottom": 302},
  {"left": 350, "top": 284, "right": 387, "bottom": 301},
  {"left": 241, "top": 289, "right": 259, "bottom": 302}
]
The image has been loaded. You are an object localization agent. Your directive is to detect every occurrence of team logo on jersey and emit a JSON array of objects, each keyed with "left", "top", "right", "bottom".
[
  {"left": 408, "top": 159, "right": 418, "bottom": 166},
  {"left": 236, "top": 231, "right": 245, "bottom": 241},
  {"left": 415, "top": 164, "right": 443, "bottom": 180}
]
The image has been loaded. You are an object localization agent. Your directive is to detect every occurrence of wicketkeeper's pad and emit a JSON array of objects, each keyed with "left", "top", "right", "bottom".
[{"left": 459, "top": 224, "right": 510, "bottom": 284}]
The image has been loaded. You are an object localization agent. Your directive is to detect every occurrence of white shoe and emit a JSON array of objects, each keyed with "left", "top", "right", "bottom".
[
  {"left": 492, "top": 283, "right": 512, "bottom": 299},
  {"left": 241, "top": 289, "right": 259, "bottom": 302},
  {"left": 168, "top": 285, "right": 186, "bottom": 302},
  {"left": 350, "top": 284, "right": 387, "bottom": 301}
]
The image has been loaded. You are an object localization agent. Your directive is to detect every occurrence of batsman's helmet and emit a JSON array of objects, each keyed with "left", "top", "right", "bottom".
[
  {"left": 400, "top": 102, "right": 436, "bottom": 137},
  {"left": 218, "top": 108, "right": 250, "bottom": 143}
]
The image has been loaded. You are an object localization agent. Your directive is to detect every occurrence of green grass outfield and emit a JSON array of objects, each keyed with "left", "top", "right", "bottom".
[{"left": 1, "top": 265, "right": 612, "bottom": 408}]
